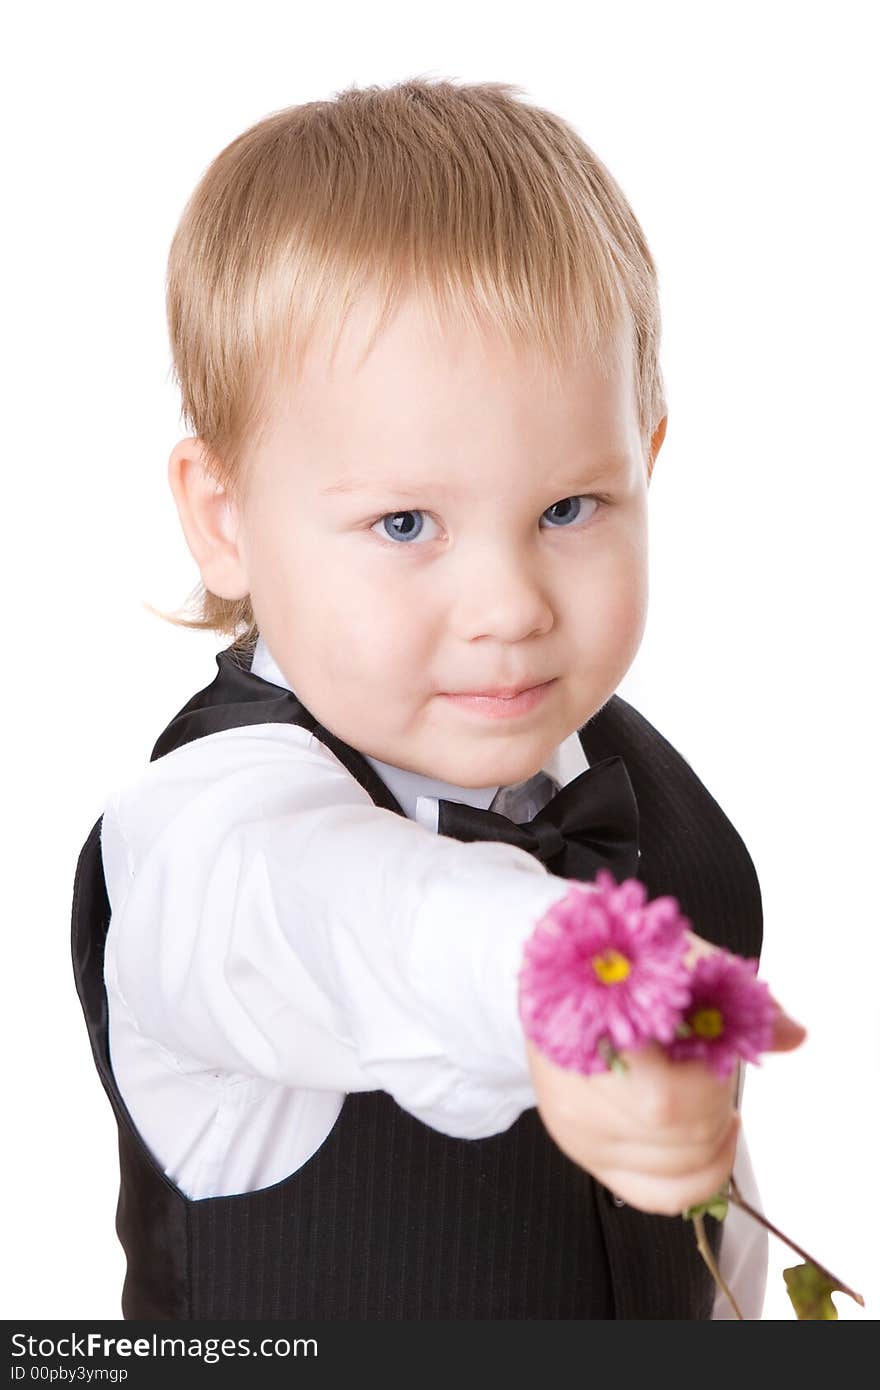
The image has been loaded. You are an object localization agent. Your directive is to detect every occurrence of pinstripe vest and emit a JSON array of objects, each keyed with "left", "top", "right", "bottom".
[{"left": 71, "top": 640, "right": 763, "bottom": 1319}]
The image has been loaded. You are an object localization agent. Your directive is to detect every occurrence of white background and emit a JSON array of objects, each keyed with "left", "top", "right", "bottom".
[{"left": 4, "top": 0, "right": 876, "bottom": 1322}]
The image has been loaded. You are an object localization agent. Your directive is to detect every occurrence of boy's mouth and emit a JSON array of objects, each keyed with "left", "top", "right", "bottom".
[
  {"left": 439, "top": 679, "right": 557, "bottom": 719},
  {"left": 444, "top": 677, "right": 554, "bottom": 699}
]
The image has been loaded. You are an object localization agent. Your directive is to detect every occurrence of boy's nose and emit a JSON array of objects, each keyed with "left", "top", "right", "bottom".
[{"left": 450, "top": 556, "right": 554, "bottom": 644}]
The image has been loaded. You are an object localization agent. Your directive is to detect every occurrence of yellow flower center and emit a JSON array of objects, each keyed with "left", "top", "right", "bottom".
[
  {"left": 591, "top": 948, "right": 632, "bottom": 985},
  {"left": 690, "top": 1006, "right": 724, "bottom": 1039}
]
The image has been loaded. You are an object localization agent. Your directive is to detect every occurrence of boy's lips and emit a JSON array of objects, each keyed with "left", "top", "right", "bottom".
[{"left": 439, "top": 678, "right": 558, "bottom": 719}]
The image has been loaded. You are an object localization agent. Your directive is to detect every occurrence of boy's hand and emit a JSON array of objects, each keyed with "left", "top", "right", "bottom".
[
  {"left": 524, "top": 930, "right": 806, "bottom": 1216},
  {"left": 525, "top": 1034, "right": 742, "bottom": 1215}
]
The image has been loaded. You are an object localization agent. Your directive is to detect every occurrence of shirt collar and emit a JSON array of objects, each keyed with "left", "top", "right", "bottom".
[{"left": 250, "top": 634, "right": 589, "bottom": 818}]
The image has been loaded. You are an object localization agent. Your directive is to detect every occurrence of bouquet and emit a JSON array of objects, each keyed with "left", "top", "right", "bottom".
[{"left": 517, "top": 870, "right": 864, "bottom": 1320}]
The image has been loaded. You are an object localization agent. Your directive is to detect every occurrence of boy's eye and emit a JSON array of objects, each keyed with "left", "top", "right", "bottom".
[
  {"left": 369, "top": 495, "right": 600, "bottom": 546},
  {"left": 541, "top": 495, "right": 600, "bottom": 528},
  {"left": 371, "top": 510, "right": 438, "bottom": 544}
]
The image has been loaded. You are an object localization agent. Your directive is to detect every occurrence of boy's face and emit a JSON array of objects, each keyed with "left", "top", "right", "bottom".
[{"left": 173, "top": 292, "right": 662, "bottom": 789}]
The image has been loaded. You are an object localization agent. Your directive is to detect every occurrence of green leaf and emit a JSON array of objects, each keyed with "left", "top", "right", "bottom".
[
  {"left": 597, "top": 1037, "right": 629, "bottom": 1075},
  {"left": 682, "top": 1194, "right": 729, "bottom": 1222},
  {"left": 783, "top": 1261, "right": 840, "bottom": 1320}
]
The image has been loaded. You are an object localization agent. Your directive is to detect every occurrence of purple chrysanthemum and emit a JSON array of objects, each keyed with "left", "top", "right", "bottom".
[
  {"left": 517, "top": 868, "right": 693, "bottom": 1074},
  {"left": 665, "top": 951, "right": 775, "bottom": 1077}
]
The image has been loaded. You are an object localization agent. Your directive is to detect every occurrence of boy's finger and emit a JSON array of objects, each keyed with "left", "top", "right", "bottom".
[{"left": 767, "top": 1001, "right": 807, "bottom": 1052}]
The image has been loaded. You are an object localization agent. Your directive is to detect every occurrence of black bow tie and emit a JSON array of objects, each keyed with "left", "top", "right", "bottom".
[{"left": 437, "top": 754, "right": 640, "bottom": 882}]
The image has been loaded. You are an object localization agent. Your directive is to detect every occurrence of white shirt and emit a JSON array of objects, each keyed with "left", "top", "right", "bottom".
[{"left": 100, "top": 635, "right": 767, "bottom": 1318}]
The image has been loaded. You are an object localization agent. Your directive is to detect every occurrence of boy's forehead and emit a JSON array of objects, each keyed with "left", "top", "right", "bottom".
[{"left": 262, "top": 292, "right": 638, "bottom": 463}]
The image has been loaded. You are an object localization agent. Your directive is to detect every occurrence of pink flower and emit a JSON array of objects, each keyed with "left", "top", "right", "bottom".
[
  {"left": 517, "top": 869, "right": 693, "bottom": 1074},
  {"left": 666, "top": 951, "right": 776, "bottom": 1078}
]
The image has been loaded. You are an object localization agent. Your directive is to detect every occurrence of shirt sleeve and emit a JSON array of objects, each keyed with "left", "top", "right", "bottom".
[
  {"left": 711, "top": 1068, "right": 769, "bottom": 1319},
  {"left": 102, "top": 722, "right": 574, "bottom": 1139}
]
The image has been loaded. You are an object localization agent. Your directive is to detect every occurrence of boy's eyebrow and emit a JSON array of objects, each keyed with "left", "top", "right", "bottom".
[
  {"left": 320, "top": 455, "right": 630, "bottom": 498},
  {"left": 320, "top": 477, "right": 450, "bottom": 498}
]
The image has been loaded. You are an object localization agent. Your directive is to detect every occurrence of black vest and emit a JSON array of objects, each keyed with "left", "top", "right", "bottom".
[{"left": 71, "top": 641, "right": 763, "bottom": 1319}]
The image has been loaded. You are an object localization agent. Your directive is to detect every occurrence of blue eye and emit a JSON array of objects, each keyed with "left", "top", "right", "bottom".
[
  {"left": 371, "top": 510, "right": 434, "bottom": 543},
  {"left": 542, "top": 495, "right": 596, "bottom": 527}
]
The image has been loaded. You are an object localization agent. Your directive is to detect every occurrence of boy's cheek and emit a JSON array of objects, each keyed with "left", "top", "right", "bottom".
[{"left": 583, "top": 578, "right": 648, "bottom": 671}]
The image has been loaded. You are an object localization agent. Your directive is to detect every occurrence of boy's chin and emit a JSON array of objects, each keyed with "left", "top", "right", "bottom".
[{"left": 429, "top": 749, "right": 551, "bottom": 791}]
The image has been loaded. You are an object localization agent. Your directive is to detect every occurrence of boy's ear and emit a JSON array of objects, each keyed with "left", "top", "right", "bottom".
[
  {"left": 167, "top": 438, "right": 250, "bottom": 601},
  {"left": 646, "top": 413, "right": 667, "bottom": 484}
]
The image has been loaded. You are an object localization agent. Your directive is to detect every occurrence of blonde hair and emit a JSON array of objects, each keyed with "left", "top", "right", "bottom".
[{"left": 152, "top": 75, "right": 666, "bottom": 648}]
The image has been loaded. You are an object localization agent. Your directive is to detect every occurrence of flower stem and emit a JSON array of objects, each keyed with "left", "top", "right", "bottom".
[
  {"left": 728, "top": 1176, "right": 865, "bottom": 1308},
  {"left": 692, "top": 1213, "right": 744, "bottom": 1319}
]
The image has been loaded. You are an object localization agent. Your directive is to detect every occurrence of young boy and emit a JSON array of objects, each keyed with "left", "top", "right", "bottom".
[{"left": 71, "top": 77, "right": 803, "bottom": 1320}]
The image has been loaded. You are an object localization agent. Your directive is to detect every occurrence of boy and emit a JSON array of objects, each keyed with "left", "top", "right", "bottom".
[{"left": 71, "top": 77, "right": 803, "bottom": 1319}]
